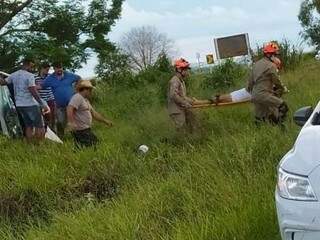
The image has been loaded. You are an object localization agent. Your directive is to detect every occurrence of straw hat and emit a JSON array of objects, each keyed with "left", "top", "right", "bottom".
[{"left": 76, "top": 80, "right": 95, "bottom": 92}]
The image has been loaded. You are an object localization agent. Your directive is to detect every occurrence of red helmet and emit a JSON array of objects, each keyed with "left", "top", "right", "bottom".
[
  {"left": 263, "top": 42, "right": 280, "bottom": 55},
  {"left": 174, "top": 58, "right": 191, "bottom": 70}
]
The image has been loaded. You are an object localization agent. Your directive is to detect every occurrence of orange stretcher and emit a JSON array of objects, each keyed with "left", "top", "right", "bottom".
[{"left": 192, "top": 100, "right": 250, "bottom": 109}]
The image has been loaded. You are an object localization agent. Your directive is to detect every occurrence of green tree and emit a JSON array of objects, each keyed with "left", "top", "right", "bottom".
[
  {"left": 299, "top": 0, "right": 320, "bottom": 49},
  {"left": 153, "top": 51, "right": 174, "bottom": 73},
  {"left": 95, "top": 48, "right": 133, "bottom": 87},
  {"left": 0, "top": 0, "right": 124, "bottom": 72}
]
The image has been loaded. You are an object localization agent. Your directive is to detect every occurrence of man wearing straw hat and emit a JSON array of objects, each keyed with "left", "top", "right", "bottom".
[{"left": 67, "top": 80, "right": 113, "bottom": 148}]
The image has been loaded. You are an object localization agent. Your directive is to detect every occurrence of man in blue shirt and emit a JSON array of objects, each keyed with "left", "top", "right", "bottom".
[{"left": 42, "top": 62, "right": 80, "bottom": 137}]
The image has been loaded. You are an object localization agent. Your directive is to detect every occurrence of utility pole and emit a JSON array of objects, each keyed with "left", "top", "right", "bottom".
[{"left": 196, "top": 52, "right": 201, "bottom": 72}]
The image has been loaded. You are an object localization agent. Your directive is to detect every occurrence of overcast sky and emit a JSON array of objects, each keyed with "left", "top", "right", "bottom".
[{"left": 77, "top": 0, "right": 304, "bottom": 77}]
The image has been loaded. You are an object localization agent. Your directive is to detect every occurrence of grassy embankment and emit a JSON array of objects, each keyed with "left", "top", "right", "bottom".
[{"left": 0, "top": 59, "right": 319, "bottom": 240}]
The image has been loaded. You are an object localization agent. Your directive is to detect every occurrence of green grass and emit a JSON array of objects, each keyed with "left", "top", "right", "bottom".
[{"left": 0, "top": 59, "right": 319, "bottom": 239}]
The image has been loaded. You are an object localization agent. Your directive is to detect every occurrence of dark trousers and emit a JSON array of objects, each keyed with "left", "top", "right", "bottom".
[
  {"left": 72, "top": 128, "right": 98, "bottom": 148},
  {"left": 56, "top": 107, "right": 67, "bottom": 138}
]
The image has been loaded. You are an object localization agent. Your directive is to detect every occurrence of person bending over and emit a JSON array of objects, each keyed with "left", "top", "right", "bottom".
[{"left": 67, "top": 80, "right": 113, "bottom": 148}]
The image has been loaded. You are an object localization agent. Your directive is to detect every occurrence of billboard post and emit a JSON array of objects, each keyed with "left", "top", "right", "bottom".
[
  {"left": 196, "top": 52, "right": 201, "bottom": 70},
  {"left": 214, "top": 38, "right": 221, "bottom": 65}
]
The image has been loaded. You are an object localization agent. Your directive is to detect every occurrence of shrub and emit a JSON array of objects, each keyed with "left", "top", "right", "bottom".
[
  {"left": 96, "top": 51, "right": 173, "bottom": 97},
  {"left": 153, "top": 51, "right": 174, "bottom": 74},
  {"left": 201, "top": 59, "right": 248, "bottom": 92}
]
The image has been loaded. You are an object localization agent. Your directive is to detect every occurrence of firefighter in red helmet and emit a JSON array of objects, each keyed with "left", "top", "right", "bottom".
[
  {"left": 167, "top": 58, "right": 198, "bottom": 131},
  {"left": 247, "top": 42, "right": 288, "bottom": 125}
]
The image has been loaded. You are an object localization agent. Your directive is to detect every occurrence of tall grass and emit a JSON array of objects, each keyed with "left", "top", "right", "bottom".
[{"left": 0, "top": 59, "right": 319, "bottom": 239}]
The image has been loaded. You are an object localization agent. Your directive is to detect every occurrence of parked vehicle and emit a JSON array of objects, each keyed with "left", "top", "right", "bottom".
[
  {"left": 315, "top": 51, "right": 320, "bottom": 61},
  {"left": 0, "top": 71, "right": 23, "bottom": 138},
  {"left": 276, "top": 103, "right": 320, "bottom": 240}
]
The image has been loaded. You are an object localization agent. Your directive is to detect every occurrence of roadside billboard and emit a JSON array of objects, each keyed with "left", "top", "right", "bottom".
[{"left": 214, "top": 33, "right": 250, "bottom": 60}]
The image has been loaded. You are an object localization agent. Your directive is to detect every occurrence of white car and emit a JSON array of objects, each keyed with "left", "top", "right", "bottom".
[
  {"left": 276, "top": 103, "right": 320, "bottom": 240},
  {"left": 0, "top": 71, "right": 9, "bottom": 78},
  {"left": 0, "top": 71, "right": 62, "bottom": 142}
]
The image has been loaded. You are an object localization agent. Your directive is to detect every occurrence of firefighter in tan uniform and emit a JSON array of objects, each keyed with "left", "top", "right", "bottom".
[
  {"left": 247, "top": 42, "right": 288, "bottom": 124},
  {"left": 167, "top": 58, "right": 197, "bottom": 131}
]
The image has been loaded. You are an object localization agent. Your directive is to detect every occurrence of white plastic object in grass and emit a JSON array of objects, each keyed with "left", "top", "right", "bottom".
[{"left": 138, "top": 145, "right": 149, "bottom": 154}]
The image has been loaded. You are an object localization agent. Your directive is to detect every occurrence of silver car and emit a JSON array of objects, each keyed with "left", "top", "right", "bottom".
[{"left": 276, "top": 103, "right": 320, "bottom": 240}]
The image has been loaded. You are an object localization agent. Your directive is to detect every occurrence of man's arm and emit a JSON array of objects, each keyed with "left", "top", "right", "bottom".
[
  {"left": 28, "top": 75, "right": 49, "bottom": 113},
  {"left": 270, "top": 68, "right": 285, "bottom": 97},
  {"left": 91, "top": 108, "right": 113, "bottom": 127},
  {"left": 185, "top": 96, "right": 195, "bottom": 104},
  {"left": 169, "top": 80, "right": 193, "bottom": 108},
  {"left": 28, "top": 86, "right": 50, "bottom": 114},
  {"left": 28, "top": 86, "right": 44, "bottom": 104},
  {"left": 67, "top": 105, "right": 77, "bottom": 129}
]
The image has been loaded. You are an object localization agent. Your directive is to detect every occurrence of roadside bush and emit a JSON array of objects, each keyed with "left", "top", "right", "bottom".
[
  {"left": 134, "top": 68, "right": 170, "bottom": 103},
  {"left": 95, "top": 51, "right": 174, "bottom": 102},
  {"left": 201, "top": 59, "right": 248, "bottom": 92},
  {"left": 96, "top": 52, "right": 174, "bottom": 105}
]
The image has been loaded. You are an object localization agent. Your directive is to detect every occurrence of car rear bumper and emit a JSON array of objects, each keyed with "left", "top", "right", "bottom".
[{"left": 276, "top": 191, "right": 320, "bottom": 240}]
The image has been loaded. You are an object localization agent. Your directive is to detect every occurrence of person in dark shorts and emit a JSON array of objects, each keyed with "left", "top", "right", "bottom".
[
  {"left": 0, "top": 59, "right": 50, "bottom": 143},
  {"left": 67, "top": 80, "right": 113, "bottom": 148},
  {"left": 17, "top": 106, "right": 44, "bottom": 130}
]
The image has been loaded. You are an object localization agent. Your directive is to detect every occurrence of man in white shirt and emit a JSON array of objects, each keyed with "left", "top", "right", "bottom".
[{"left": 0, "top": 59, "right": 50, "bottom": 143}]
